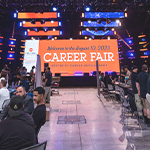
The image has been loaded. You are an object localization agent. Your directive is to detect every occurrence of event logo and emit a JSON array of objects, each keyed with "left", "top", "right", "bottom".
[{"left": 29, "top": 48, "right": 33, "bottom": 52}]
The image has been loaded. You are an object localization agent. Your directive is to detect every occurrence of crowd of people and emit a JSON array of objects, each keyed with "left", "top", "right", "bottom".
[
  {"left": 0, "top": 64, "right": 52, "bottom": 150},
  {"left": 99, "top": 64, "right": 150, "bottom": 127}
]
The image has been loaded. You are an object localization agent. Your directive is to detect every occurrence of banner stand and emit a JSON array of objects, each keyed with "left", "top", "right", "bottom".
[
  {"left": 96, "top": 60, "right": 101, "bottom": 100},
  {"left": 35, "top": 55, "right": 42, "bottom": 88}
]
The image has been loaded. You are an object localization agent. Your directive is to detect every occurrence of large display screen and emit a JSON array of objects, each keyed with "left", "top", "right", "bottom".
[{"left": 24, "top": 39, "right": 119, "bottom": 76}]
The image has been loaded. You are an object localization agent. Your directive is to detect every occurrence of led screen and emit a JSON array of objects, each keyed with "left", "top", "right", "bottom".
[{"left": 24, "top": 39, "right": 119, "bottom": 75}]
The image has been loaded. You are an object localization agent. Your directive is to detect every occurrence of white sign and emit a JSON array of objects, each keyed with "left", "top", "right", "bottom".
[{"left": 23, "top": 40, "right": 39, "bottom": 72}]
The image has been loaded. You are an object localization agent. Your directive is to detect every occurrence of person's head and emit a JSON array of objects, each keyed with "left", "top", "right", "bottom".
[
  {"left": 46, "top": 67, "right": 50, "bottom": 72},
  {"left": 20, "top": 75, "right": 26, "bottom": 81},
  {"left": 16, "top": 86, "right": 26, "bottom": 98},
  {"left": 132, "top": 65, "right": 138, "bottom": 73},
  {"left": 33, "top": 87, "right": 45, "bottom": 105},
  {"left": 8, "top": 95, "right": 23, "bottom": 117},
  {"left": 0, "top": 79, "right": 7, "bottom": 88},
  {"left": 124, "top": 65, "right": 129, "bottom": 72},
  {"left": 32, "top": 66, "right": 35, "bottom": 69},
  {"left": 22, "top": 67, "right": 26, "bottom": 70},
  {"left": 108, "top": 73, "right": 112, "bottom": 78},
  {"left": 101, "top": 73, "right": 104, "bottom": 76},
  {"left": 142, "top": 64, "right": 148, "bottom": 72},
  {"left": 4, "top": 64, "right": 8, "bottom": 69},
  {"left": 105, "top": 72, "right": 108, "bottom": 76}
]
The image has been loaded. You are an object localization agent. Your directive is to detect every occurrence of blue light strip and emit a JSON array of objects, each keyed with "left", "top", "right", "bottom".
[
  {"left": 85, "top": 12, "right": 124, "bottom": 18},
  {"left": 82, "top": 30, "right": 114, "bottom": 36},
  {"left": 83, "top": 21, "right": 118, "bottom": 27}
]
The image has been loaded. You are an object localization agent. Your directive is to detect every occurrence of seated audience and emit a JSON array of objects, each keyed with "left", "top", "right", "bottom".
[
  {"left": 0, "top": 95, "right": 36, "bottom": 150},
  {"left": 0, "top": 86, "right": 34, "bottom": 120},
  {"left": 32, "top": 87, "right": 46, "bottom": 143},
  {"left": 0, "top": 79, "right": 10, "bottom": 113},
  {"left": 20, "top": 75, "right": 29, "bottom": 92}
]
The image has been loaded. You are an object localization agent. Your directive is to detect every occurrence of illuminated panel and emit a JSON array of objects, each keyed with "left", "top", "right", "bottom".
[
  {"left": 7, "top": 58, "right": 14, "bottom": 60},
  {"left": 138, "top": 35, "right": 146, "bottom": 38},
  {"left": 140, "top": 48, "right": 148, "bottom": 51},
  {"left": 83, "top": 21, "right": 118, "bottom": 27},
  {"left": 18, "top": 12, "right": 58, "bottom": 19},
  {"left": 141, "top": 56, "right": 149, "bottom": 58},
  {"left": 28, "top": 30, "right": 60, "bottom": 36},
  {"left": 23, "top": 21, "right": 59, "bottom": 27},
  {"left": 8, "top": 51, "right": 15, "bottom": 53},
  {"left": 139, "top": 42, "right": 147, "bottom": 44},
  {"left": 82, "top": 30, "right": 114, "bottom": 36},
  {"left": 38, "top": 39, "right": 120, "bottom": 75},
  {"left": 85, "top": 12, "right": 124, "bottom": 18}
]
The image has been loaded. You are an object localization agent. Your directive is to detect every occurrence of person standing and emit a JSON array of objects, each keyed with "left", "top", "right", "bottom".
[
  {"left": 0, "top": 95, "right": 36, "bottom": 150},
  {"left": 44, "top": 67, "right": 52, "bottom": 103},
  {"left": 131, "top": 66, "right": 143, "bottom": 117},
  {"left": 136, "top": 64, "right": 150, "bottom": 126},
  {"left": 32, "top": 87, "right": 46, "bottom": 143},
  {"left": 0, "top": 79, "right": 10, "bottom": 113}
]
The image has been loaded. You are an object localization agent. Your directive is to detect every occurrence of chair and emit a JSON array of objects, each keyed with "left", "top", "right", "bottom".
[
  {"left": 20, "top": 141, "right": 47, "bottom": 150},
  {"left": 2, "top": 99, "right": 10, "bottom": 110}
]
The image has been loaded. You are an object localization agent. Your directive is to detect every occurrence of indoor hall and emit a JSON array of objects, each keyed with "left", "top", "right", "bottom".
[{"left": 39, "top": 88, "right": 150, "bottom": 150}]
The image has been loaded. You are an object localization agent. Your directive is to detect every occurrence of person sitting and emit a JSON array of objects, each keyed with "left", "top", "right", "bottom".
[
  {"left": 0, "top": 95, "right": 36, "bottom": 150},
  {"left": 32, "top": 87, "right": 46, "bottom": 143},
  {"left": 19, "top": 76, "right": 29, "bottom": 92},
  {"left": 0, "top": 86, "right": 34, "bottom": 120},
  {"left": 0, "top": 79, "right": 10, "bottom": 113}
]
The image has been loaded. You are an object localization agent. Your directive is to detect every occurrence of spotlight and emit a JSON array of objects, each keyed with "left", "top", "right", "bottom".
[
  {"left": 130, "top": 53, "right": 134, "bottom": 57},
  {"left": 85, "top": 7, "right": 90, "bottom": 12},
  {"left": 116, "top": 20, "right": 120, "bottom": 23},
  {"left": 41, "top": 19, "right": 45, "bottom": 24},
  {"left": 10, "top": 41, "right": 14, "bottom": 45},
  {"left": 35, "top": 28, "right": 38, "bottom": 32},
  {"left": 95, "top": 28, "right": 98, "bottom": 32},
  {"left": 142, "top": 38, "right": 146, "bottom": 41},
  {"left": 51, "top": 20, "right": 54, "bottom": 23},
  {"left": 60, "top": 31, "right": 62, "bottom": 35},
  {"left": 97, "top": 19, "right": 101, "bottom": 24},
  {"left": 88, "top": 20, "right": 91, "bottom": 23},
  {"left": 128, "top": 40, "right": 132, "bottom": 44},
  {"left": 44, "top": 27, "right": 48, "bottom": 32},
  {"left": 53, "top": 7, "right": 57, "bottom": 11},
  {"left": 14, "top": 13, "right": 17, "bottom": 18},
  {"left": 144, "top": 52, "right": 148, "bottom": 55},
  {"left": 31, "top": 19, "right": 35, "bottom": 24},
  {"left": 19, "top": 22, "right": 22, "bottom": 27},
  {"left": 24, "top": 31, "right": 27, "bottom": 35},
  {"left": 107, "top": 36, "right": 110, "bottom": 40},
  {"left": 103, "top": 28, "right": 107, "bottom": 32},
  {"left": 9, "top": 54, "right": 14, "bottom": 58},
  {"left": 59, "top": 22, "right": 62, "bottom": 26},
  {"left": 106, "top": 19, "right": 111, "bottom": 24}
]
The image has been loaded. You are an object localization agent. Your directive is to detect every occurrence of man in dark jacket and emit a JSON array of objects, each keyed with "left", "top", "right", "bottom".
[
  {"left": 0, "top": 95, "right": 36, "bottom": 150},
  {"left": 131, "top": 66, "right": 143, "bottom": 117},
  {"left": 0, "top": 86, "right": 34, "bottom": 120}
]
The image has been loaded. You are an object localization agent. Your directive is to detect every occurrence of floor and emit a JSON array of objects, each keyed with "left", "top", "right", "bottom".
[{"left": 38, "top": 88, "right": 150, "bottom": 150}]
